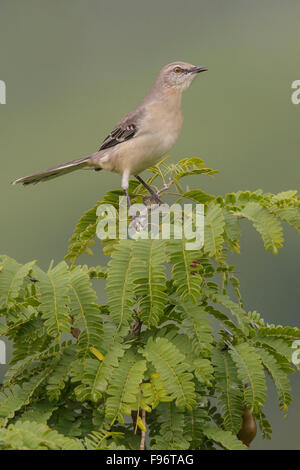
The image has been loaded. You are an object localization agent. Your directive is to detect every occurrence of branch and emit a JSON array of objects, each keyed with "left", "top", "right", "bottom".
[{"left": 139, "top": 409, "right": 146, "bottom": 450}]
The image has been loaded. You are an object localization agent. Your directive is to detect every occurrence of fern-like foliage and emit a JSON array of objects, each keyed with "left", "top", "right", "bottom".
[
  {"left": 18, "top": 401, "right": 57, "bottom": 424},
  {"left": 142, "top": 337, "right": 196, "bottom": 410},
  {"left": 229, "top": 343, "right": 267, "bottom": 414},
  {"left": 46, "top": 346, "right": 76, "bottom": 401},
  {"left": 202, "top": 425, "right": 247, "bottom": 450},
  {"left": 68, "top": 265, "right": 102, "bottom": 357},
  {"left": 132, "top": 240, "right": 167, "bottom": 327},
  {"left": 151, "top": 402, "right": 191, "bottom": 450},
  {"left": 212, "top": 349, "right": 243, "bottom": 433},
  {"left": 204, "top": 202, "right": 225, "bottom": 257},
  {"left": 178, "top": 301, "right": 213, "bottom": 356},
  {"left": 183, "top": 404, "right": 211, "bottom": 449},
  {"left": 167, "top": 240, "right": 202, "bottom": 302},
  {"left": 34, "top": 262, "right": 71, "bottom": 337},
  {"left": 73, "top": 327, "right": 127, "bottom": 403},
  {"left": 258, "top": 348, "right": 292, "bottom": 410},
  {"left": 65, "top": 201, "right": 100, "bottom": 264},
  {"left": 106, "top": 240, "right": 135, "bottom": 330},
  {"left": 85, "top": 430, "right": 125, "bottom": 450},
  {"left": 0, "top": 256, "right": 36, "bottom": 311},
  {"left": 141, "top": 373, "right": 172, "bottom": 410},
  {"left": 0, "top": 421, "right": 83, "bottom": 449},
  {"left": 238, "top": 202, "right": 283, "bottom": 254},
  {"left": 0, "top": 371, "right": 51, "bottom": 420},
  {"left": 0, "top": 158, "right": 299, "bottom": 449},
  {"left": 105, "top": 351, "right": 147, "bottom": 424}
]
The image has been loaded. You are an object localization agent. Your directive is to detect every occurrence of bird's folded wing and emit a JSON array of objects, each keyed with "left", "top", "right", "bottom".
[
  {"left": 99, "top": 122, "right": 137, "bottom": 150},
  {"left": 98, "top": 107, "right": 146, "bottom": 151}
]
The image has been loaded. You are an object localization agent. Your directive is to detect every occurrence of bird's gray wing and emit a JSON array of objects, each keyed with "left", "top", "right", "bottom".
[
  {"left": 99, "top": 122, "right": 137, "bottom": 151},
  {"left": 98, "top": 108, "right": 145, "bottom": 151}
]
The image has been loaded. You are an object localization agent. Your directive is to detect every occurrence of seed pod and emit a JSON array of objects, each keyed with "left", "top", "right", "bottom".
[{"left": 237, "top": 408, "right": 257, "bottom": 447}]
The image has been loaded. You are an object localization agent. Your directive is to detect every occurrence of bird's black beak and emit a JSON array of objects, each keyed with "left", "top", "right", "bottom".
[{"left": 191, "top": 66, "right": 208, "bottom": 74}]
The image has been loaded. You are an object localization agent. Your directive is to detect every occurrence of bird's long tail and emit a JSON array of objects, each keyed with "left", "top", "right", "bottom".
[{"left": 11, "top": 156, "right": 92, "bottom": 186}]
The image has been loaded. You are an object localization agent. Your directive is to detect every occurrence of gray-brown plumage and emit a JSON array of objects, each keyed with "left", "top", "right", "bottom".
[{"left": 12, "top": 62, "right": 207, "bottom": 204}]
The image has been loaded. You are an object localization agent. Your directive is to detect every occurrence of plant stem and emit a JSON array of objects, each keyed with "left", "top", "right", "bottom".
[{"left": 139, "top": 409, "right": 146, "bottom": 450}]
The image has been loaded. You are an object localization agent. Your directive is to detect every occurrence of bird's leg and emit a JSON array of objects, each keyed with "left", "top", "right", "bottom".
[
  {"left": 135, "top": 175, "right": 163, "bottom": 204},
  {"left": 124, "top": 188, "right": 131, "bottom": 207}
]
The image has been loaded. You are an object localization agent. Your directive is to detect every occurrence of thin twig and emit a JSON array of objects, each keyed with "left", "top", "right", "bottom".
[
  {"left": 139, "top": 409, "right": 146, "bottom": 450},
  {"left": 157, "top": 166, "right": 166, "bottom": 185},
  {"left": 157, "top": 178, "right": 174, "bottom": 196},
  {"left": 130, "top": 318, "right": 142, "bottom": 337}
]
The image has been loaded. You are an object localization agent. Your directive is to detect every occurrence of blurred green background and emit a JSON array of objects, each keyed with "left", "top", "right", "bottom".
[{"left": 0, "top": 0, "right": 299, "bottom": 449}]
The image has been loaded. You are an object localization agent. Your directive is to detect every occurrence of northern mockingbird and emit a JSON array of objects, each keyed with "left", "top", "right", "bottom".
[{"left": 12, "top": 62, "right": 207, "bottom": 205}]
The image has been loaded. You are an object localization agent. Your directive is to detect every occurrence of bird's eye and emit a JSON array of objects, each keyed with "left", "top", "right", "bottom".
[{"left": 173, "top": 66, "right": 182, "bottom": 74}]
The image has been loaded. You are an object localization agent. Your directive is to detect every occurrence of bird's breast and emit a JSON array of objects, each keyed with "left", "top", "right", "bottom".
[
  {"left": 122, "top": 105, "right": 183, "bottom": 174},
  {"left": 95, "top": 97, "right": 183, "bottom": 175},
  {"left": 143, "top": 100, "right": 183, "bottom": 154}
]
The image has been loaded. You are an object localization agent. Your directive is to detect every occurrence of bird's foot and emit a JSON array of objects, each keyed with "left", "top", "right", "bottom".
[
  {"left": 146, "top": 178, "right": 173, "bottom": 205},
  {"left": 143, "top": 192, "right": 163, "bottom": 205}
]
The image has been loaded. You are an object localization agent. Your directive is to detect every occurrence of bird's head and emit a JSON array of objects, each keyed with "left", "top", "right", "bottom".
[{"left": 157, "top": 61, "right": 207, "bottom": 91}]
